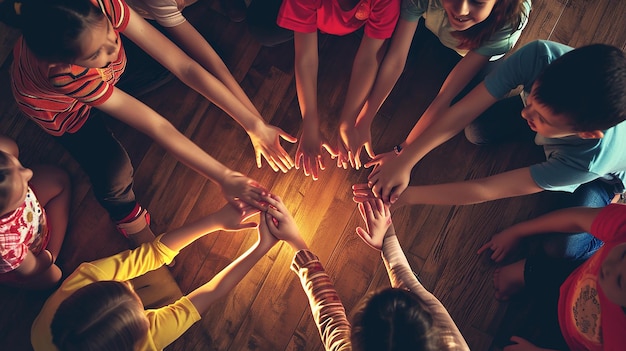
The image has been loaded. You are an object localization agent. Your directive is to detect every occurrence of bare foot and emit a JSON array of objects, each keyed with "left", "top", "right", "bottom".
[{"left": 493, "top": 259, "right": 526, "bottom": 301}]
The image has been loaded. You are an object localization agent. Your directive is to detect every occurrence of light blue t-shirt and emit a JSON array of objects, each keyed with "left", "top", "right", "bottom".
[
  {"left": 484, "top": 40, "right": 626, "bottom": 193},
  {"left": 401, "top": 0, "right": 531, "bottom": 59}
]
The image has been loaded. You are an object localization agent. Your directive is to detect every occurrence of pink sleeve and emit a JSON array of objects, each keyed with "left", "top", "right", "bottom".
[
  {"left": 277, "top": 0, "right": 320, "bottom": 33},
  {"left": 364, "top": 0, "right": 400, "bottom": 39}
]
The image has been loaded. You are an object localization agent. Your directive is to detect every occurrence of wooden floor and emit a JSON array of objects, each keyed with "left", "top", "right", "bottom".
[{"left": 1, "top": 1, "right": 625, "bottom": 350}]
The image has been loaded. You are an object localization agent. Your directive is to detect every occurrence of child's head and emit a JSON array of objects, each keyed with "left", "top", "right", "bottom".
[
  {"left": 598, "top": 242, "right": 626, "bottom": 308},
  {"left": 51, "top": 280, "right": 149, "bottom": 351},
  {"left": 0, "top": 0, "right": 117, "bottom": 66},
  {"left": 350, "top": 288, "right": 439, "bottom": 351},
  {"left": 0, "top": 150, "right": 33, "bottom": 216},
  {"left": 446, "top": 0, "right": 529, "bottom": 50},
  {"left": 532, "top": 43, "right": 626, "bottom": 133}
]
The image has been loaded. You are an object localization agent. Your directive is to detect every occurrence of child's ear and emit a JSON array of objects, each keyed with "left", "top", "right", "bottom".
[{"left": 577, "top": 130, "right": 604, "bottom": 139}]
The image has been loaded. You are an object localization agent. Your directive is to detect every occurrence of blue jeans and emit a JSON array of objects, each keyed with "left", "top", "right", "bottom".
[{"left": 538, "top": 179, "right": 615, "bottom": 260}]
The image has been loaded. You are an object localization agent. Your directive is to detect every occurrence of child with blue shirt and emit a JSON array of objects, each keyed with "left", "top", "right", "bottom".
[{"left": 355, "top": 40, "right": 626, "bottom": 261}]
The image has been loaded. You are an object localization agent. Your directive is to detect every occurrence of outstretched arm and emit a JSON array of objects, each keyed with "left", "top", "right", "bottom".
[
  {"left": 262, "top": 194, "right": 351, "bottom": 351},
  {"left": 187, "top": 212, "right": 278, "bottom": 313},
  {"left": 366, "top": 82, "right": 498, "bottom": 203},
  {"left": 293, "top": 31, "right": 337, "bottom": 180},
  {"left": 122, "top": 7, "right": 296, "bottom": 172},
  {"left": 97, "top": 88, "right": 267, "bottom": 208},
  {"left": 341, "top": 19, "right": 418, "bottom": 169},
  {"left": 355, "top": 198, "right": 469, "bottom": 350},
  {"left": 478, "top": 206, "right": 602, "bottom": 262},
  {"left": 356, "top": 167, "right": 543, "bottom": 207},
  {"left": 164, "top": 21, "right": 297, "bottom": 172},
  {"left": 336, "top": 35, "right": 386, "bottom": 169}
]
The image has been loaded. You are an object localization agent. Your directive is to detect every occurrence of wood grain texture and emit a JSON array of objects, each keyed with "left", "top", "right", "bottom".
[{"left": 0, "top": 1, "right": 624, "bottom": 350}]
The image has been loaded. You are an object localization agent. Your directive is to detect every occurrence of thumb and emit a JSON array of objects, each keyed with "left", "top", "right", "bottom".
[
  {"left": 322, "top": 143, "right": 339, "bottom": 158},
  {"left": 239, "top": 221, "right": 259, "bottom": 229},
  {"left": 364, "top": 142, "right": 375, "bottom": 160},
  {"left": 280, "top": 131, "right": 298, "bottom": 143}
]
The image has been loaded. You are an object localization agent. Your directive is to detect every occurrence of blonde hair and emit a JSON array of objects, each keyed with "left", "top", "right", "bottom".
[{"left": 51, "top": 280, "right": 149, "bottom": 351}]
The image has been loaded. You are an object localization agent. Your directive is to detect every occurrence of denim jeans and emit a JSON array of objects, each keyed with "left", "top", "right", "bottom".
[{"left": 538, "top": 178, "right": 615, "bottom": 260}]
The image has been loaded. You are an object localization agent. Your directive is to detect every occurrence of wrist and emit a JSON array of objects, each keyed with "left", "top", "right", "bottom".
[
  {"left": 246, "top": 118, "right": 266, "bottom": 137},
  {"left": 288, "top": 236, "right": 308, "bottom": 251}
]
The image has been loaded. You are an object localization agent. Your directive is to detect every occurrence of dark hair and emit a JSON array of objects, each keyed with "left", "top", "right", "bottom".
[
  {"left": 351, "top": 288, "right": 438, "bottom": 351},
  {"left": 452, "top": 0, "right": 528, "bottom": 51},
  {"left": 51, "top": 280, "right": 149, "bottom": 351},
  {"left": 0, "top": 151, "right": 11, "bottom": 215},
  {"left": 0, "top": 0, "right": 105, "bottom": 62},
  {"left": 534, "top": 43, "right": 626, "bottom": 132}
]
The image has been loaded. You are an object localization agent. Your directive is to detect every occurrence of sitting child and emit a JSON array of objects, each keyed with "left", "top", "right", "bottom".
[
  {"left": 0, "top": 135, "right": 70, "bottom": 290},
  {"left": 478, "top": 204, "right": 626, "bottom": 350},
  {"left": 31, "top": 202, "right": 277, "bottom": 350},
  {"left": 261, "top": 194, "right": 469, "bottom": 351}
]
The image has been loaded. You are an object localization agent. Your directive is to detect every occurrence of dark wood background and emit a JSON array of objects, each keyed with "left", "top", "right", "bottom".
[{"left": 0, "top": 0, "right": 625, "bottom": 350}]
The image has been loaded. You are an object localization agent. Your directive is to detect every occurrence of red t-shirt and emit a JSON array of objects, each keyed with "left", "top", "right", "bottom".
[
  {"left": 11, "top": 0, "right": 130, "bottom": 136},
  {"left": 277, "top": 0, "right": 400, "bottom": 39},
  {"left": 559, "top": 203, "right": 626, "bottom": 350}
]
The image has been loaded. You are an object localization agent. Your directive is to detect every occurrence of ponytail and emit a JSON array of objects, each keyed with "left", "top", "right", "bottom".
[{"left": 0, "top": 0, "right": 105, "bottom": 62}]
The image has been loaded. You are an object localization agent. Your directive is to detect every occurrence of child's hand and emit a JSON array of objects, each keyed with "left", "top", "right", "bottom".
[
  {"left": 365, "top": 150, "right": 412, "bottom": 204},
  {"left": 295, "top": 125, "right": 337, "bottom": 181},
  {"left": 213, "top": 202, "right": 260, "bottom": 231},
  {"left": 337, "top": 120, "right": 375, "bottom": 170},
  {"left": 503, "top": 336, "right": 546, "bottom": 351},
  {"left": 352, "top": 183, "right": 377, "bottom": 203},
  {"left": 257, "top": 211, "right": 280, "bottom": 248},
  {"left": 220, "top": 171, "right": 268, "bottom": 210},
  {"left": 477, "top": 229, "right": 521, "bottom": 262},
  {"left": 248, "top": 124, "right": 297, "bottom": 173},
  {"left": 356, "top": 198, "right": 392, "bottom": 251},
  {"left": 263, "top": 194, "right": 308, "bottom": 251}
]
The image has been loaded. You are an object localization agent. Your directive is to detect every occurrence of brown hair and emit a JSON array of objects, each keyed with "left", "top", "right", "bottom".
[
  {"left": 350, "top": 288, "right": 439, "bottom": 351},
  {"left": 51, "top": 280, "right": 149, "bottom": 351},
  {"left": 452, "top": 0, "right": 528, "bottom": 51}
]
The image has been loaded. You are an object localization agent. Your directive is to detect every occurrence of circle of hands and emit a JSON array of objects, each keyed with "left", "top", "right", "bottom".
[
  {"left": 227, "top": 116, "right": 537, "bottom": 351},
  {"left": 248, "top": 116, "right": 412, "bottom": 205}
]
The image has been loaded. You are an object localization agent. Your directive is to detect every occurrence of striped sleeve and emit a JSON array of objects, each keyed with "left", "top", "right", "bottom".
[
  {"left": 381, "top": 234, "right": 470, "bottom": 351},
  {"left": 93, "top": 0, "right": 131, "bottom": 31},
  {"left": 291, "top": 250, "right": 351, "bottom": 351}
]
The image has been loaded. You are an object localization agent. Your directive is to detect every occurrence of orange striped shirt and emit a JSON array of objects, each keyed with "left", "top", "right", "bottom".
[{"left": 11, "top": 0, "right": 130, "bottom": 136}]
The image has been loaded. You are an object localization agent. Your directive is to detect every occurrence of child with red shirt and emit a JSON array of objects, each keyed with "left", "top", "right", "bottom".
[
  {"left": 478, "top": 204, "right": 626, "bottom": 350},
  {"left": 0, "top": 135, "right": 70, "bottom": 289},
  {"left": 276, "top": 0, "right": 401, "bottom": 180},
  {"left": 1, "top": 0, "right": 269, "bottom": 246}
]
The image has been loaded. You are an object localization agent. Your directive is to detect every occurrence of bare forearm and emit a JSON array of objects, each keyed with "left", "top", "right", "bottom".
[
  {"left": 356, "top": 20, "right": 417, "bottom": 126},
  {"left": 187, "top": 238, "right": 275, "bottom": 313},
  {"left": 504, "top": 207, "right": 602, "bottom": 239},
  {"left": 339, "top": 37, "right": 385, "bottom": 124},
  {"left": 159, "top": 214, "right": 223, "bottom": 252},
  {"left": 166, "top": 22, "right": 263, "bottom": 118},
  {"left": 400, "top": 168, "right": 543, "bottom": 206},
  {"left": 99, "top": 92, "right": 232, "bottom": 185},
  {"left": 401, "top": 83, "right": 498, "bottom": 166}
]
